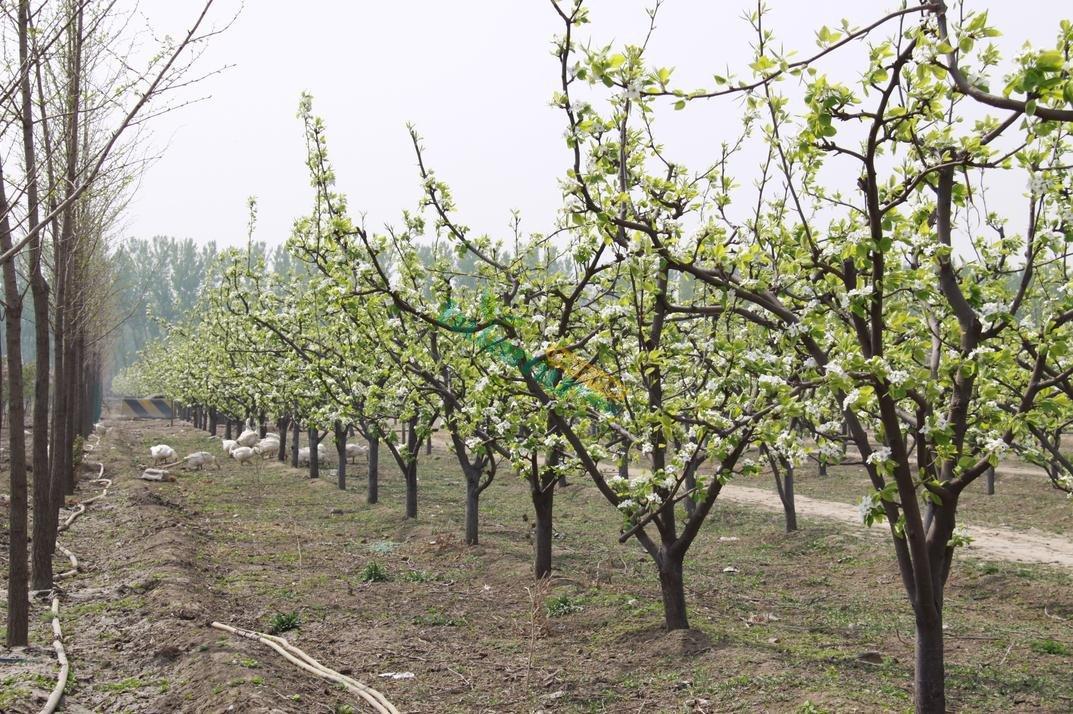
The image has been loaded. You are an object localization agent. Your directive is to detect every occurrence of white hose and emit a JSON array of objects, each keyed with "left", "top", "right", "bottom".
[
  {"left": 210, "top": 622, "right": 400, "bottom": 714},
  {"left": 38, "top": 440, "right": 109, "bottom": 714},
  {"left": 41, "top": 597, "right": 68, "bottom": 714}
]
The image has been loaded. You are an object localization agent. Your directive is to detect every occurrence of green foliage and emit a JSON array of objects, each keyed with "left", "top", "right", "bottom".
[
  {"left": 1030, "top": 639, "right": 1071, "bottom": 656},
  {"left": 267, "top": 611, "right": 300, "bottom": 635},
  {"left": 546, "top": 593, "right": 585, "bottom": 617},
  {"left": 402, "top": 569, "right": 435, "bottom": 583},
  {"left": 360, "top": 562, "right": 390, "bottom": 583}
]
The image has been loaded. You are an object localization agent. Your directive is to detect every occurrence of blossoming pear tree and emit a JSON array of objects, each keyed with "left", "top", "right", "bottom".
[{"left": 551, "top": 1, "right": 1073, "bottom": 710}]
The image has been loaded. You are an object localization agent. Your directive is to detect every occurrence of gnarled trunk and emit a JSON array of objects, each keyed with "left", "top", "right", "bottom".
[
  {"left": 657, "top": 547, "right": 688, "bottom": 630},
  {"left": 914, "top": 610, "right": 945, "bottom": 713},
  {"left": 531, "top": 480, "right": 553, "bottom": 578}
]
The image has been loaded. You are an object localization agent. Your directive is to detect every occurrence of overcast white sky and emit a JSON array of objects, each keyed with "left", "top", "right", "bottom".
[{"left": 122, "top": 1, "right": 1070, "bottom": 251}]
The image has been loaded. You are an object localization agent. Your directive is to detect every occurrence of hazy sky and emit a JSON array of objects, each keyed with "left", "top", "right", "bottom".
[{"left": 123, "top": 1, "right": 1070, "bottom": 252}]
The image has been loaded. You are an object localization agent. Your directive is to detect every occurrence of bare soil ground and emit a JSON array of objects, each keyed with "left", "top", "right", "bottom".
[{"left": 2, "top": 419, "right": 1073, "bottom": 712}]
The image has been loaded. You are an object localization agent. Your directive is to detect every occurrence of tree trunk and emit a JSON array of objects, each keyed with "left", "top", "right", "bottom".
[
  {"left": 0, "top": 161, "right": 30, "bottom": 645},
  {"left": 914, "top": 610, "right": 946, "bottom": 713},
  {"left": 290, "top": 419, "right": 300, "bottom": 468},
  {"left": 465, "top": 470, "right": 480, "bottom": 545},
  {"left": 258, "top": 413, "right": 267, "bottom": 438},
  {"left": 403, "top": 417, "right": 419, "bottom": 518},
  {"left": 62, "top": 330, "right": 78, "bottom": 494},
  {"left": 208, "top": 408, "right": 218, "bottom": 436},
  {"left": 774, "top": 466, "right": 798, "bottom": 532},
  {"left": 405, "top": 462, "right": 418, "bottom": 518},
  {"left": 367, "top": 433, "right": 379, "bottom": 504},
  {"left": 224, "top": 420, "right": 232, "bottom": 439},
  {"left": 24, "top": 0, "right": 54, "bottom": 593},
  {"left": 308, "top": 427, "right": 319, "bottom": 479},
  {"left": 426, "top": 434, "right": 432, "bottom": 455},
  {"left": 277, "top": 415, "right": 289, "bottom": 462},
  {"left": 683, "top": 468, "right": 697, "bottom": 518},
  {"left": 334, "top": 420, "right": 347, "bottom": 490},
  {"left": 818, "top": 459, "right": 828, "bottom": 477},
  {"left": 657, "top": 547, "right": 689, "bottom": 630},
  {"left": 782, "top": 469, "right": 798, "bottom": 531},
  {"left": 531, "top": 481, "right": 553, "bottom": 578},
  {"left": 985, "top": 466, "right": 995, "bottom": 495}
]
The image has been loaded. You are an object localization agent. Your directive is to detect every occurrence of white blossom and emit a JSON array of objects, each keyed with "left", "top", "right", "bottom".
[{"left": 866, "top": 446, "right": 892, "bottom": 464}]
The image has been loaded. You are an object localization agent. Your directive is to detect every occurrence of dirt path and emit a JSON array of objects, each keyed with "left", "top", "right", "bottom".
[{"left": 721, "top": 484, "right": 1073, "bottom": 568}]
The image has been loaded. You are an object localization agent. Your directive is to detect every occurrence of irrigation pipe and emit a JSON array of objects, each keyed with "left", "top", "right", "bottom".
[
  {"left": 38, "top": 431, "right": 109, "bottom": 714},
  {"left": 210, "top": 622, "right": 400, "bottom": 714}
]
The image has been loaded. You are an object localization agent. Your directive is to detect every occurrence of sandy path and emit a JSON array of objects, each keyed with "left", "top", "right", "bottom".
[{"left": 721, "top": 484, "right": 1073, "bottom": 568}]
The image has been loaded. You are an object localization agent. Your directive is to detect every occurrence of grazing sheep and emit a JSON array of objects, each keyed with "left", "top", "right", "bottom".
[
  {"left": 230, "top": 446, "right": 257, "bottom": 465},
  {"left": 221, "top": 439, "right": 238, "bottom": 455},
  {"left": 345, "top": 443, "right": 368, "bottom": 464},
  {"left": 236, "top": 429, "right": 260, "bottom": 448},
  {"left": 150, "top": 444, "right": 177, "bottom": 465},
  {"left": 184, "top": 451, "right": 219, "bottom": 471},
  {"left": 256, "top": 437, "right": 279, "bottom": 459},
  {"left": 296, "top": 443, "right": 329, "bottom": 466}
]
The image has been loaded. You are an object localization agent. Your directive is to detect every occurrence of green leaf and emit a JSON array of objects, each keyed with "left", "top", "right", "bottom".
[{"left": 1037, "top": 50, "right": 1065, "bottom": 72}]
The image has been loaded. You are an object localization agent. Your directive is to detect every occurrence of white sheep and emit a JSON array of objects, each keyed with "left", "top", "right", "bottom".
[
  {"left": 221, "top": 439, "right": 238, "bottom": 455},
  {"left": 256, "top": 437, "right": 279, "bottom": 459},
  {"left": 236, "top": 429, "right": 260, "bottom": 448},
  {"left": 264, "top": 432, "right": 281, "bottom": 442},
  {"left": 230, "top": 446, "right": 257, "bottom": 465},
  {"left": 150, "top": 444, "right": 177, "bottom": 465},
  {"left": 184, "top": 451, "right": 219, "bottom": 471},
  {"left": 345, "top": 443, "right": 368, "bottom": 464},
  {"left": 296, "top": 443, "right": 329, "bottom": 466}
]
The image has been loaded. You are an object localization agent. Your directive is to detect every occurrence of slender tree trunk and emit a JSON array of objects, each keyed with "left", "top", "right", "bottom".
[
  {"left": 0, "top": 161, "right": 30, "bottom": 646},
  {"left": 426, "top": 434, "right": 432, "bottom": 455},
  {"left": 985, "top": 466, "right": 995, "bottom": 495},
  {"left": 914, "top": 610, "right": 946, "bottom": 713},
  {"left": 290, "top": 419, "right": 300, "bottom": 468},
  {"left": 657, "top": 547, "right": 689, "bottom": 630},
  {"left": 782, "top": 468, "right": 797, "bottom": 531},
  {"left": 683, "top": 469, "right": 697, "bottom": 518},
  {"left": 531, "top": 480, "right": 553, "bottom": 578},
  {"left": 334, "top": 420, "right": 346, "bottom": 490},
  {"left": 277, "top": 415, "right": 289, "bottom": 461},
  {"left": 62, "top": 330, "right": 78, "bottom": 494},
  {"left": 774, "top": 467, "right": 798, "bottom": 532},
  {"left": 404, "top": 418, "right": 418, "bottom": 518},
  {"left": 208, "top": 408, "right": 218, "bottom": 436},
  {"left": 404, "top": 463, "right": 418, "bottom": 517},
  {"left": 258, "top": 413, "right": 267, "bottom": 438},
  {"left": 465, "top": 469, "right": 480, "bottom": 545},
  {"left": 24, "top": 0, "right": 55, "bottom": 594},
  {"left": 224, "top": 420, "right": 232, "bottom": 439},
  {"left": 308, "top": 427, "right": 319, "bottom": 479},
  {"left": 367, "top": 432, "right": 379, "bottom": 504}
]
